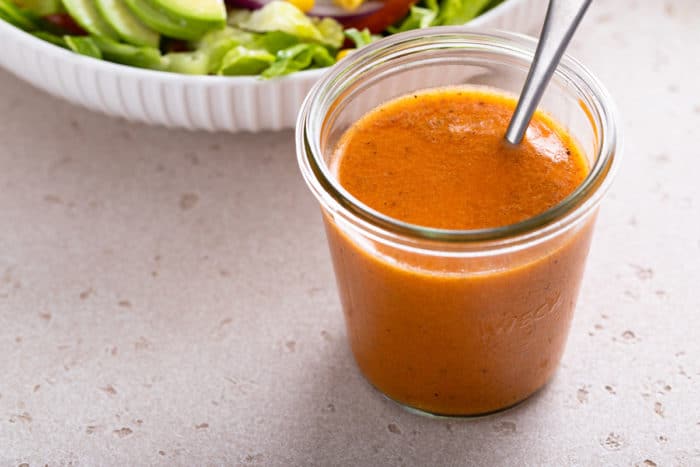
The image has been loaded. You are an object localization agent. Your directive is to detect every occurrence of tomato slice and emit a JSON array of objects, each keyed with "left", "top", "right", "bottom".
[
  {"left": 43, "top": 13, "right": 87, "bottom": 35},
  {"left": 343, "top": 0, "right": 415, "bottom": 33}
]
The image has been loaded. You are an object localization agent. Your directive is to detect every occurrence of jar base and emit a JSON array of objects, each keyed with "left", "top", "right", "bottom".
[{"left": 378, "top": 382, "right": 552, "bottom": 420}]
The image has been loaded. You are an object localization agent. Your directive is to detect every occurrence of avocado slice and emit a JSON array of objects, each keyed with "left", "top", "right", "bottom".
[
  {"left": 95, "top": 0, "right": 160, "bottom": 47},
  {"left": 149, "top": 0, "right": 225, "bottom": 24},
  {"left": 91, "top": 35, "right": 165, "bottom": 69},
  {"left": 124, "top": 0, "right": 223, "bottom": 40},
  {"left": 61, "top": 0, "right": 119, "bottom": 40},
  {"left": 124, "top": 0, "right": 203, "bottom": 40}
]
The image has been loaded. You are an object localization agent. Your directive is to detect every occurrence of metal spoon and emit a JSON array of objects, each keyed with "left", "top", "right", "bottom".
[{"left": 505, "top": 0, "right": 593, "bottom": 145}]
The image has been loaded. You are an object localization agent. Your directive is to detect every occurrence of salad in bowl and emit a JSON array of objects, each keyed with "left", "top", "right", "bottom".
[
  {"left": 0, "top": 0, "right": 543, "bottom": 131},
  {"left": 0, "top": 0, "right": 508, "bottom": 78}
]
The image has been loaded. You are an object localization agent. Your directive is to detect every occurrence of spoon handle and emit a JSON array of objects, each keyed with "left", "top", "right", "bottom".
[{"left": 505, "top": 0, "right": 593, "bottom": 145}]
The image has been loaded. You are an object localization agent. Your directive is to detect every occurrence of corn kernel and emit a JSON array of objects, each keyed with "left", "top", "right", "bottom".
[
  {"left": 333, "top": 0, "right": 364, "bottom": 11},
  {"left": 287, "top": 0, "right": 314, "bottom": 13},
  {"left": 336, "top": 49, "right": 354, "bottom": 61}
]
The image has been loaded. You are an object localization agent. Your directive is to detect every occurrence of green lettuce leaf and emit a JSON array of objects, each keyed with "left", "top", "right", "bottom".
[
  {"left": 485, "top": 0, "right": 505, "bottom": 10},
  {"left": 389, "top": 0, "right": 501, "bottom": 32},
  {"left": 170, "top": 27, "right": 275, "bottom": 76},
  {"left": 165, "top": 51, "right": 210, "bottom": 75},
  {"left": 437, "top": 0, "right": 493, "bottom": 25},
  {"left": 312, "top": 17, "right": 343, "bottom": 49},
  {"left": 253, "top": 30, "right": 300, "bottom": 54},
  {"left": 194, "top": 27, "right": 256, "bottom": 73},
  {"left": 218, "top": 46, "right": 275, "bottom": 75},
  {"left": 344, "top": 28, "right": 374, "bottom": 48},
  {"left": 388, "top": 0, "right": 439, "bottom": 33},
  {"left": 262, "top": 43, "right": 334, "bottom": 78},
  {"left": 195, "top": 26, "right": 255, "bottom": 50},
  {"left": 229, "top": 1, "right": 343, "bottom": 49}
]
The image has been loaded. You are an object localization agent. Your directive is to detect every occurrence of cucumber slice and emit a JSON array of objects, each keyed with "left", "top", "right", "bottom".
[
  {"left": 150, "top": 0, "right": 225, "bottom": 23},
  {"left": 62, "top": 0, "right": 119, "bottom": 40},
  {"left": 33, "top": 30, "right": 68, "bottom": 47},
  {"left": 124, "top": 0, "right": 208, "bottom": 40},
  {"left": 95, "top": 0, "right": 159, "bottom": 47},
  {"left": 65, "top": 35, "right": 102, "bottom": 58},
  {"left": 0, "top": 0, "right": 39, "bottom": 31},
  {"left": 15, "top": 0, "right": 64, "bottom": 16},
  {"left": 91, "top": 35, "right": 165, "bottom": 69}
]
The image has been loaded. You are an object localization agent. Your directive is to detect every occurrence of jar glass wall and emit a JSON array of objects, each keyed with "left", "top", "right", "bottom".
[{"left": 297, "top": 28, "right": 619, "bottom": 417}]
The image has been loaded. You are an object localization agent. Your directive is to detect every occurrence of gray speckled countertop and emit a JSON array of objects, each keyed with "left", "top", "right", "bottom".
[{"left": 1, "top": 1, "right": 699, "bottom": 465}]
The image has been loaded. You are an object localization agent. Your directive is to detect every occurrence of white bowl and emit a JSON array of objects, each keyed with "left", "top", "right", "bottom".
[{"left": 0, "top": 0, "right": 546, "bottom": 132}]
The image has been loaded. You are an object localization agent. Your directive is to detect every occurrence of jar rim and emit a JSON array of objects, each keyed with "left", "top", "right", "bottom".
[{"left": 296, "top": 28, "right": 620, "bottom": 246}]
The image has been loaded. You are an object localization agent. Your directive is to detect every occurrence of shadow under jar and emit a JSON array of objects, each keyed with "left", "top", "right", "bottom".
[{"left": 297, "top": 28, "right": 619, "bottom": 417}]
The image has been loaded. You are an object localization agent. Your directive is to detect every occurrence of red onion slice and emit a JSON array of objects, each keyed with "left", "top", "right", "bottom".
[
  {"left": 225, "top": 0, "right": 269, "bottom": 10},
  {"left": 309, "top": 1, "right": 384, "bottom": 20},
  {"left": 225, "top": 0, "right": 384, "bottom": 23}
]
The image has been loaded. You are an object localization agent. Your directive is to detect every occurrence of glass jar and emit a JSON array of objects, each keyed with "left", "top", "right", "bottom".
[{"left": 296, "top": 28, "right": 620, "bottom": 417}]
